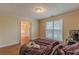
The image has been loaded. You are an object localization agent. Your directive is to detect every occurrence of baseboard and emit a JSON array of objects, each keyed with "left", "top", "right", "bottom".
[{"left": 0, "top": 41, "right": 19, "bottom": 48}]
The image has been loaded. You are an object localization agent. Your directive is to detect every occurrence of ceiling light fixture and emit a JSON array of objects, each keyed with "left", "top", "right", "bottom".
[{"left": 34, "top": 7, "right": 45, "bottom": 13}]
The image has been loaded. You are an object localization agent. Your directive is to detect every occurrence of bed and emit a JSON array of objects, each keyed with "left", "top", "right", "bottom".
[
  {"left": 19, "top": 38, "right": 59, "bottom": 55},
  {"left": 52, "top": 42, "right": 79, "bottom": 55}
]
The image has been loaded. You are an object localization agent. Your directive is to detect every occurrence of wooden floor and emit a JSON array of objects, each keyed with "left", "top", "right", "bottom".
[{"left": 0, "top": 44, "right": 20, "bottom": 55}]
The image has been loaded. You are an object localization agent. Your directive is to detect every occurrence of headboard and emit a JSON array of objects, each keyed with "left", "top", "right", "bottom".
[{"left": 69, "top": 30, "right": 79, "bottom": 41}]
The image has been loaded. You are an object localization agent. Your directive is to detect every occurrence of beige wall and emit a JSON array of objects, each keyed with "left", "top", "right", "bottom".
[
  {"left": 39, "top": 10, "right": 79, "bottom": 42},
  {"left": 0, "top": 16, "right": 19, "bottom": 47},
  {"left": 39, "top": 19, "right": 46, "bottom": 38}
]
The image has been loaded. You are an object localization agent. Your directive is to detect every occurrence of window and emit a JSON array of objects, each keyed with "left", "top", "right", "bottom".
[
  {"left": 45, "top": 19, "right": 63, "bottom": 41},
  {"left": 46, "top": 21, "right": 53, "bottom": 39},
  {"left": 54, "top": 20, "right": 63, "bottom": 41}
]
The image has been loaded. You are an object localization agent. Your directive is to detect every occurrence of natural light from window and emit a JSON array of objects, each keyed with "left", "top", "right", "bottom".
[{"left": 45, "top": 19, "right": 63, "bottom": 41}]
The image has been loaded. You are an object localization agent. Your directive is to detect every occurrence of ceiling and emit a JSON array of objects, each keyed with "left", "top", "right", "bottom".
[{"left": 0, "top": 3, "right": 79, "bottom": 20}]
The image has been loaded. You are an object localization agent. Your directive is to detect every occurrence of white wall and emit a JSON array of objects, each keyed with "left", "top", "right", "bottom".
[
  {"left": 31, "top": 20, "right": 39, "bottom": 40},
  {"left": 0, "top": 16, "right": 39, "bottom": 47},
  {"left": 0, "top": 16, "right": 19, "bottom": 47}
]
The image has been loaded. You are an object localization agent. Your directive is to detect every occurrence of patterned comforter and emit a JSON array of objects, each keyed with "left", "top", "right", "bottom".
[
  {"left": 19, "top": 38, "right": 79, "bottom": 55},
  {"left": 52, "top": 42, "right": 79, "bottom": 55},
  {"left": 19, "top": 38, "right": 59, "bottom": 55}
]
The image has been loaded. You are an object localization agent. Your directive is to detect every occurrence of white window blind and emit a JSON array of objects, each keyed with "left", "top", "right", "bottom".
[
  {"left": 45, "top": 19, "right": 63, "bottom": 41},
  {"left": 46, "top": 21, "right": 53, "bottom": 39}
]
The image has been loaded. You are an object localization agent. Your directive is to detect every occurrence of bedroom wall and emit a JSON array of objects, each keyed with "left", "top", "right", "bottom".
[
  {"left": 0, "top": 16, "right": 19, "bottom": 47},
  {"left": 0, "top": 16, "right": 39, "bottom": 47},
  {"left": 39, "top": 10, "right": 79, "bottom": 42},
  {"left": 31, "top": 19, "right": 39, "bottom": 40},
  {"left": 21, "top": 19, "right": 39, "bottom": 40},
  {"left": 39, "top": 19, "right": 46, "bottom": 39}
]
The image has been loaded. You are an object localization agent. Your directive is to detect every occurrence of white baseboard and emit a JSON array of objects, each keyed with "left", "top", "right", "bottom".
[{"left": 0, "top": 41, "right": 19, "bottom": 48}]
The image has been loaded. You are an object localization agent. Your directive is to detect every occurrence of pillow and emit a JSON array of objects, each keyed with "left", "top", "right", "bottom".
[{"left": 26, "top": 41, "right": 40, "bottom": 49}]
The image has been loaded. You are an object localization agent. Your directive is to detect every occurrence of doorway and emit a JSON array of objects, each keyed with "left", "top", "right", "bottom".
[{"left": 20, "top": 21, "right": 31, "bottom": 45}]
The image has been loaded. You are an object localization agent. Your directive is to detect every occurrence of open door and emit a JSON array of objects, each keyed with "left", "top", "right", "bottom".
[{"left": 21, "top": 21, "right": 31, "bottom": 45}]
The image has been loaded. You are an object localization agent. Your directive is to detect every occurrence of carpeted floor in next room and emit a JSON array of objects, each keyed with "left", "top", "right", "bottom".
[{"left": 0, "top": 44, "right": 20, "bottom": 55}]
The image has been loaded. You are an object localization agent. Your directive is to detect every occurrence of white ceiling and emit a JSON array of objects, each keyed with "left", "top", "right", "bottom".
[{"left": 0, "top": 3, "right": 79, "bottom": 20}]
